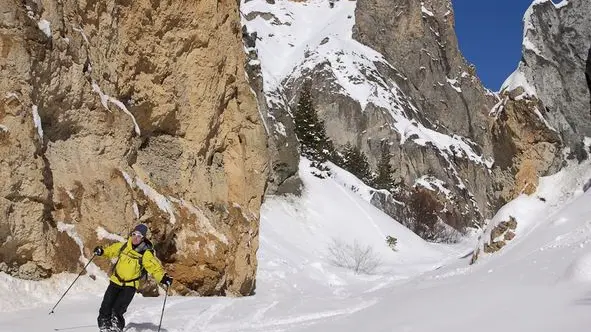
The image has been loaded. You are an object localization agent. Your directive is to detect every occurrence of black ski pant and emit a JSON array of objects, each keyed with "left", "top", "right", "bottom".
[{"left": 98, "top": 281, "right": 136, "bottom": 330}]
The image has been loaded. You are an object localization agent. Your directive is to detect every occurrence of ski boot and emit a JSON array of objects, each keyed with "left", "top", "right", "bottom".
[
  {"left": 110, "top": 315, "right": 124, "bottom": 332},
  {"left": 98, "top": 317, "right": 112, "bottom": 332}
]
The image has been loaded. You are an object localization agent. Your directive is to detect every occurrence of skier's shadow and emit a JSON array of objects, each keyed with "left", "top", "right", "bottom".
[{"left": 125, "top": 322, "right": 169, "bottom": 332}]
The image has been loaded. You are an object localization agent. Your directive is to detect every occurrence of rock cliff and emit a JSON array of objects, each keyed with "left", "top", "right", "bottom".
[
  {"left": 502, "top": 0, "right": 591, "bottom": 147},
  {"left": 0, "top": 0, "right": 268, "bottom": 296}
]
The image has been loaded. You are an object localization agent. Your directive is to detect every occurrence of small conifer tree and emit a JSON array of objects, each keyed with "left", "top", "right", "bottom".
[
  {"left": 373, "top": 148, "right": 397, "bottom": 191},
  {"left": 294, "top": 81, "right": 335, "bottom": 169},
  {"left": 341, "top": 143, "right": 373, "bottom": 184}
]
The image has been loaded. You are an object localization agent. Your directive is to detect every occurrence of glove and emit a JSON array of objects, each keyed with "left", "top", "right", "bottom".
[
  {"left": 93, "top": 246, "right": 104, "bottom": 256},
  {"left": 161, "top": 274, "right": 173, "bottom": 287}
]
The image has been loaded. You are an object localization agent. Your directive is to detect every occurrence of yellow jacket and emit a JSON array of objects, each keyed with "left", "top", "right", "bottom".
[{"left": 103, "top": 238, "right": 165, "bottom": 289}]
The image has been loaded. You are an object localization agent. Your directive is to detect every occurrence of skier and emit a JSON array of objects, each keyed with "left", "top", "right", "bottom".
[{"left": 93, "top": 224, "right": 173, "bottom": 332}]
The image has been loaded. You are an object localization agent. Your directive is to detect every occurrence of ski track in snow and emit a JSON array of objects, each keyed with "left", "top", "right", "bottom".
[
  {"left": 331, "top": 172, "right": 385, "bottom": 241},
  {"left": 197, "top": 300, "right": 377, "bottom": 332},
  {"left": 188, "top": 302, "right": 233, "bottom": 332}
]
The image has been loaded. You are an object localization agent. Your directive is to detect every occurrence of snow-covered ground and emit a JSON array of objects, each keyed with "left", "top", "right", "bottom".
[{"left": 2, "top": 157, "right": 591, "bottom": 331}]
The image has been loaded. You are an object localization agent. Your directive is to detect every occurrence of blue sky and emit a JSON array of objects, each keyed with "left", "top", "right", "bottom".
[{"left": 451, "top": 0, "right": 534, "bottom": 91}]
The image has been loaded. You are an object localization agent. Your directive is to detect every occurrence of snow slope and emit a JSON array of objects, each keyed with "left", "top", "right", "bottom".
[
  {"left": 296, "top": 159, "right": 591, "bottom": 332},
  {"left": 0, "top": 159, "right": 466, "bottom": 331},
  {"left": 2, "top": 157, "right": 591, "bottom": 331}
]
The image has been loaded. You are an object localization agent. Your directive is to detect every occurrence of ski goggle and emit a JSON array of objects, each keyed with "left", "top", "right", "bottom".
[{"left": 131, "top": 231, "right": 144, "bottom": 238}]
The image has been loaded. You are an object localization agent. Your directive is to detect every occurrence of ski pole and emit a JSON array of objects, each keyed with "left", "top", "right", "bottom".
[
  {"left": 49, "top": 254, "right": 96, "bottom": 315},
  {"left": 157, "top": 285, "right": 169, "bottom": 332}
]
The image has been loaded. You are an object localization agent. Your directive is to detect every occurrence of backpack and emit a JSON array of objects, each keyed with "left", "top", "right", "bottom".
[{"left": 111, "top": 239, "right": 154, "bottom": 284}]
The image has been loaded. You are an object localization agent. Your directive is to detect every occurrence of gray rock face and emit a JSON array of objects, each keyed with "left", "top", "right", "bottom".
[
  {"left": 347, "top": 0, "right": 499, "bottom": 228},
  {"left": 505, "top": 0, "right": 591, "bottom": 146},
  {"left": 353, "top": 0, "right": 496, "bottom": 152},
  {"left": 283, "top": 55, "right": 490, "bottom": 234},
  {"left": 242, "top": 24, "right": 302, "bottom": 196},
  {"left": 241, "top": 0, "right": 506, "bottom": 235}
]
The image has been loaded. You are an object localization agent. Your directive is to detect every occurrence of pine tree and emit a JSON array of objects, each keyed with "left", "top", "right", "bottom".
[
  {"left": 341, "top": 143, "right": 373, "bottom": 184},
  {"left": 294, "top": 81, "right": 334, "bottom": 164},
  {"left": 373, "top": 148, "right": 397, "bottom": 191}
]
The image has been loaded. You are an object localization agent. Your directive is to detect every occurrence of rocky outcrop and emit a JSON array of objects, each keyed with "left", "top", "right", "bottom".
[
  {"left": 0, "top": 0, "right": 268, "bottom": 296},
  {"left": 470, "top": 0, "right": 591, "bottom": 261},
  {"left": 489, "top": 88, "right": 563, "bottom": 204},
  {"left": 504, "top": 0, "right": 591, "bottom": 147},
  {"left": 283, "top": 62, "right": 489, "bottom": 234},
  {"left": 471, "top": 216, "right": 518, "bottom": 264}
]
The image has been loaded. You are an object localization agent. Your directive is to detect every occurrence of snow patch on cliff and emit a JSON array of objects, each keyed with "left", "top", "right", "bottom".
[
  {"left": 91, "top": 81, "right": 141, "bottom": 135},
  {"left": 31, "top": 105, "right": 43, "bottom": 142},
  {"left": 37, "top": 19, "right": 51, "bottom": 38},
  {"left": 135, "top": 178, "right": 177, "bottom": 224}
]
